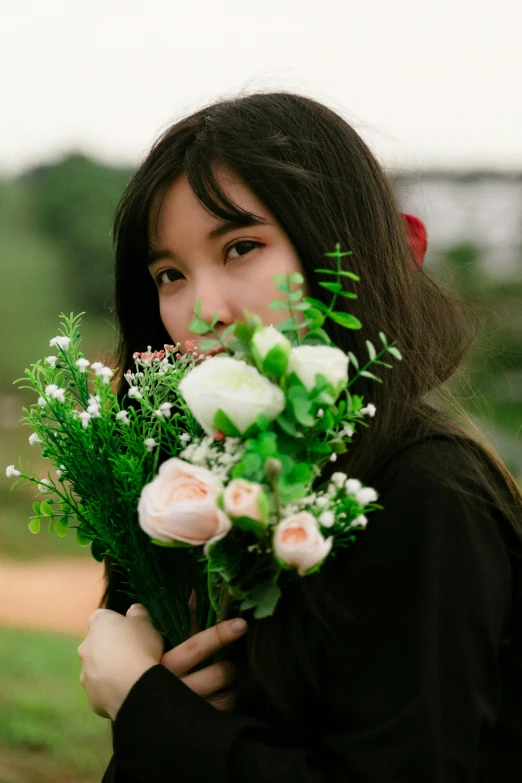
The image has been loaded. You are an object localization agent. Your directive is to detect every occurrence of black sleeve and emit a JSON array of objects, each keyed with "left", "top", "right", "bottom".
[{"left": 109, "top": 440, "right": 513, "bottom": 783}]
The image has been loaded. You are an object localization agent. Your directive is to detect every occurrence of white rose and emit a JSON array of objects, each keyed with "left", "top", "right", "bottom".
[
  {"left": 252, "top": 326, "right": 291, "bottom": 374},
  {"left": 138, "top": 458, "right": 231, "bottom": 554},
  {"left": 179, "top": 357, "right": 285, "bottom": 436},
  {"left": 273, "top": 511, "right": 333, "bottom": 576},
  {"left": 287, "top": 345, "right": 349, "bottom": 396}
]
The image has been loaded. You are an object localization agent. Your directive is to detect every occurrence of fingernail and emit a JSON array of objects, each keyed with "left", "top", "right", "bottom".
[{"left": 229, "top": 618, "right": 247, "bottom": 634}]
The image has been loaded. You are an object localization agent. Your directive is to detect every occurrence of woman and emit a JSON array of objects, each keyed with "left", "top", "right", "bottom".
[{"left": 78, "top": 92, "right": 522, "bottom": 782}]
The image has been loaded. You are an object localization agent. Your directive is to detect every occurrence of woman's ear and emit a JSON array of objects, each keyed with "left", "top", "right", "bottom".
[{"left": 402, "top": 213, "right": 427, "bottom": 267}]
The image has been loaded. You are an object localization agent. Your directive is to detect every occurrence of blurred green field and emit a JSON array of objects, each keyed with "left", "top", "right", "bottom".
[{"left": 0, "top": 626, "right": 111, "bottom": 783}]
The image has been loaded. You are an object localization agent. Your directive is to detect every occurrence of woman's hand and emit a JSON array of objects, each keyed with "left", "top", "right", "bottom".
[
  {"left": 161, "top": 612, "right": 247, "bottom": 713},
  {"left": 78, "top": 604, "right": 165, "bottom": 721},
  {"left": 78, "top": 601, "right": 247, "bottom": 721}
]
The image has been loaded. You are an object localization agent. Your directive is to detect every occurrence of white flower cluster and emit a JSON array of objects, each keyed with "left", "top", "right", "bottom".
[
  {"left": 180, "top": 435, "right": 245, "bottom": 483},
  {"left": 281, "top": 472, "right": 378, "bottom": 531},
  {"left": 90, "top": 362, "right": 113, "bottom": 384},
  {"left": 50, "top": 336, "right": 71, "bottom": 350},
  {"left": 45, "top": 384, "right": 66, "bottom": 404}
]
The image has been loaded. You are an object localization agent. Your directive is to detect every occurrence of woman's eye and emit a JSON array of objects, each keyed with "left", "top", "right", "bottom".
[
  {"left": 157, "top": 269, "right": 184, "bottom": 286},
  {"left": 226, "top": 241, "right": 262, "bottom": 260}
]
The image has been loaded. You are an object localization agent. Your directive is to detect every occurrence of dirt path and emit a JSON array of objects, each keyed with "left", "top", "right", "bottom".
[{"left": 0, "top": 557, "right": 105, "bottom": 636}]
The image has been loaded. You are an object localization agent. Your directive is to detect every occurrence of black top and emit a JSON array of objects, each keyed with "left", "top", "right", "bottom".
[{"left": 102, "top": 435, "right": 522, "bottom": 782}]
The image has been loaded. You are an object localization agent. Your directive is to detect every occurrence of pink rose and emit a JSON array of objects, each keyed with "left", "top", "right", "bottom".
[
  {"left": 138, "top": 458, "right": 231, "bottom": 554},
  {"left": 273, "top": 512, "right": 333, "bottom": 576},
  {"left": 223, "top": 479, "right": 267, "bottom": 522}
]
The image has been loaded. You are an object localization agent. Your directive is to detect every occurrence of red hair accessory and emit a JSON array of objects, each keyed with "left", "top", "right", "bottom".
[{"left": 402, "top": 213, "right": 427, "bottom": 267}]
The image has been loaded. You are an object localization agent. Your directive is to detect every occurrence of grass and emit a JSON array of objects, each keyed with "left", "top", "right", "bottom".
[{"left": 0, "top": 625, "right": 111, "bottom": 782}]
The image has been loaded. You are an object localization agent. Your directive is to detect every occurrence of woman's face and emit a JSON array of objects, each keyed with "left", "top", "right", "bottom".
[{"left": 148, "top": 166, "right": 307, "bottom": 350}]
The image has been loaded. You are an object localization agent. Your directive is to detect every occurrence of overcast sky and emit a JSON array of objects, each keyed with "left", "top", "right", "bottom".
[{"left": 1, "top": 0, "right": 521, "bottom": 176}]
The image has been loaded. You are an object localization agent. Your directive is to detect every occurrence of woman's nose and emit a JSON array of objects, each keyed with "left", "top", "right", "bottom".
[{"left": 196, "top": 285, "right": 234, "bottom": 331}]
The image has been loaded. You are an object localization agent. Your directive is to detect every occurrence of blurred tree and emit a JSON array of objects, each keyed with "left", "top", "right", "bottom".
[{"left": 21, "top": 154, "right": 132, "bottom": 315}]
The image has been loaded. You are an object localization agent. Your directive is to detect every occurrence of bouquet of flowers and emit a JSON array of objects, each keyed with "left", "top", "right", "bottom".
[{"left": 6, "top": 245, "right": 402, "bottom": 647}]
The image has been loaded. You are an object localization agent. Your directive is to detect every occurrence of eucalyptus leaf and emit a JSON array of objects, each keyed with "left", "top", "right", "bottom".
[
  {"left": 76, "top": 528, "right": 92, "bottom": 547},
  {"left": 188, "top": 318, "right": 210, "bottom": 335},
  {"left": 360, "top": 371, "right": 382, "bottom": 382},
  {"left": 303, "top": 297, "right": 328, "bottom": 312},
  {"left": 347, "top": 351, "right": 359, "bottom": 369},
  {"left": 329, "top": 312, "right": 362, "bottom": 330},
  {"left": 387, "top": 346, "right": 403, "bottom": 360},
  {"left": 366, "top": 340, "right": 376, "bottom": 361},
  {"left": 28, "top": 517, "right": 41, "bottom": 534},
  {"left": 269, "top": 299, "right": 289, "bottom": 311},
  {"left": 54, "top": 516, "right": 69, "bottom": 537},
  {"left": 319, "top": 281, "right": 342, "bottom": 293},
  {"left": 199, "top": 339, "right": 220, "bottom": 351},
  {"left": 40, "top": 500, "right": 53, "bottom": 517}
]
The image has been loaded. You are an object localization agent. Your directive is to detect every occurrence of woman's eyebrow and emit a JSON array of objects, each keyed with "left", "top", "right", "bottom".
[{"left": 148, "top": 216, "right": 270, "bottom": 266}]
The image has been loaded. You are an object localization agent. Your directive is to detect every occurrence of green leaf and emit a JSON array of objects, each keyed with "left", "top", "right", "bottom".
[
  {"left": 194, "top": 300, "right": 202, "bottom": 317},
  {"left": 319, "top": 281, "right": 342, "bottom": 293},
  {"left": 378, "top": 331, "right": 388, "bottom": 346},
  {"left": 60, "top": 501, "right": 72, "bottom": 514},
  {"left": 276, "top": 316, "right": 300, "bottom": 333},
  {"left": 387, "top": 346, "right": 403, "bottom": 360},
  {"left": 222, "top": 324, "right": 236, "bottom": 341},
  {"left": 292, "top": 301, "right": 312, "bottom": 311},
  {"left": 287, "top": 289, "right": 303, "bottom": 303},
  {"left": 54, "top": 516, "right": 69, "bottom": 537},
  {"left": 213, "top": 409, "right": 241, "bottom": 437},
  {"left": 229, "top": 515, "right": 265, "bottom": 536},
  {"left": 32, "top": 501, "right": 40, "bottom": 515},
  {"left": 289, "top": 271, "right": 304, "bottom": 284},
  {"left": 91, "top": 539, "right": 106, "bottom": 562},
  {"left": 347, "top": 351, "right": 359, "bottom": 369},
  {"left": 360, "top": 371, "right": 382, "bottom": 382},
  {"left": 76, "top": 527, "right": 92, "bottom": 547},
  {"left": 338, "top": 290, "right": 358, "bottom": 299},
  {"left": 151, "top": 538, "right": 193, "bottom": 548},
  {"left": 276, "top": 413, "right": 299, "bottom": 437},
  {"left": 199, "top": 339, "right": 220, "bottom": 351},
  {"left": 269, "top": 299, "right": 289, "bottom": 311},
  {"left": 240, "top": 583, "right": 282, "bottom": 619},
  {"left": 287, "top": 462, "right": 313, "bottom": 484},
  {"left": 188, "top": 317, "right": 210, "bottom": 335},
  {"left": 366, "top": 340, "right": 376, "bottom": 361},
  {"left": 304, "top": 297, "right": 329, "bottom": 312},
  {"left": 234, "top": 322, "right": 252, "bottom": 341},
  {"left": 40, "top": 500, "right": 53, "bottom": 517},
  {"left": 279, "top": 482, "right": 308, "bottom": 503},
  {"left": 329, "top": 311, "right": 362, "bottom": 330},
  {"left": 262, "top": 345, "right": 289, "bottom": 377},
  {"left": 28, "top": 517, "right": 41, "bottom": 534},
  {"left": 302, "top": 328, "right": 330, "bottom": 346},
  {"left": 290, "top": 396, "right": 315, "bottom": 427}
]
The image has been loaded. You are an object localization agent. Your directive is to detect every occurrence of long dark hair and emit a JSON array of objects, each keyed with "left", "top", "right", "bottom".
[{"left": 103, "top": 90, "right": 522, "bottom": 720}]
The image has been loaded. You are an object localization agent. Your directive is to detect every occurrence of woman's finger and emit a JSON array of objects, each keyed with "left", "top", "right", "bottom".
[
  {"left": 162, "top": 618, "right": 247, "bottom": 677},
  {"left": 181, "top": 660, "right": 236, "bottom": 699},
  {"left": 206, "top": 688, "right": 236, "bottom": 712}
]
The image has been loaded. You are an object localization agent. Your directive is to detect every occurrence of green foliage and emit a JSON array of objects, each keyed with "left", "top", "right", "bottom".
[
  {"left": 0, "top": 626, "right": 111, "bottom": 777},
  {"left": 21, "top": 153, "right": 132, "bottom": 316}
]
